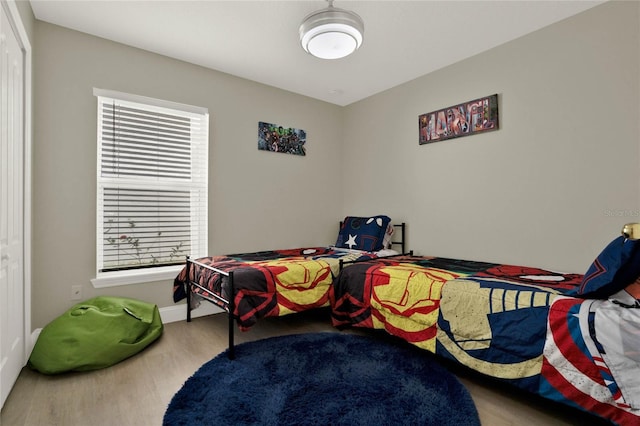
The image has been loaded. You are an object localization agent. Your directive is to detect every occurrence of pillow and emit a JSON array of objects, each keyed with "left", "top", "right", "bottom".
[
  {"left": 335, "top": 215, "right": 391, "bottom": 252},
  {"left": 381, "top": 223, "right": 395, "bottom": 249},
  {"left": 570, "top": 236, "right": 640, "bottom": 298},
  {"left": 376, "top": 248, "right": 400, "bottom": 257}
]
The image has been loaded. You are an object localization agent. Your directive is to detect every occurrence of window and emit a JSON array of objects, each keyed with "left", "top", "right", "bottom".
[{"left": 92, "top": 89, "right": 208, "bottom": 287}]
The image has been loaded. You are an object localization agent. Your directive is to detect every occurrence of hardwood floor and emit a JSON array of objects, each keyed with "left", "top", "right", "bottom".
[{"left": 1, "top": 309, "right": 612, "bottom": 426}]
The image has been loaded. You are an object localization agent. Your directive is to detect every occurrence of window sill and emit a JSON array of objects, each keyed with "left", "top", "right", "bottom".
[{"left": 91, "top": 264, "right": 184, "bottom": 288}]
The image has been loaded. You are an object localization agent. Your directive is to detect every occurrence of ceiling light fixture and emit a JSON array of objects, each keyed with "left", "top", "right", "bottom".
[{"left": 299, "top": 0, "right": 364, "bottom": 60}]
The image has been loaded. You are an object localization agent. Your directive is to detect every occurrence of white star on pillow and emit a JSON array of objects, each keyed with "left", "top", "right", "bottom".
[{"left": 346, "top": 234, "right": 357, "bottom": 249}]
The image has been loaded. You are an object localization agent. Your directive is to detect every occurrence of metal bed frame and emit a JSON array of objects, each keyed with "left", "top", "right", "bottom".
[
  {"left": 184, "top": 222, "right": 407, "bottom": 360},
  {"left": 185, "top": 258, "right": 237, "bottom": 358}
]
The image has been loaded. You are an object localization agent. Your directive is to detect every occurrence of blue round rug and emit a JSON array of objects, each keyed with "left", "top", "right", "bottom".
[{"left": 164, "top": 332, "right": 480, "bottom": 426}]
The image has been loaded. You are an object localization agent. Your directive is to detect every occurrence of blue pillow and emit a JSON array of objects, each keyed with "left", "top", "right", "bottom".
[
  {"left": 335, "top": 216, "right": 391, "bottom": 252},
  {"left": 570, "top": 236, "right": 640, "bottom": 298}
]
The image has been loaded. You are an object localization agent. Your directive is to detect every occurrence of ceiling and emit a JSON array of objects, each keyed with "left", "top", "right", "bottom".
[{"left": 29, "top": 0, "right": 605, "bottom": 106}]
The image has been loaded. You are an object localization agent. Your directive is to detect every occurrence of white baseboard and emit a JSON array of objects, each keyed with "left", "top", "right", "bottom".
[
  {"left": 159, "top": 303, "right": 223, "bottom": 324},
  {"left": 27, "top": 328, "right": 41, "bottom": 360}
]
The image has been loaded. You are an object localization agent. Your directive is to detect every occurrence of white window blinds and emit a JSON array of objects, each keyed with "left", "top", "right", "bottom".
[{"left": 95, "top": 89, "right": 208, "bottom": 274}]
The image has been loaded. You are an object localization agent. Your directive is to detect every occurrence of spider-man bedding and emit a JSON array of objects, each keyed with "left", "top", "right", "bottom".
[{"left": 330, "top": 251, "right": 640, "bottom": 425}]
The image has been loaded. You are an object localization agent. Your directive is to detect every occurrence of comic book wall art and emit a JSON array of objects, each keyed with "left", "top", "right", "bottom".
[
  {"left": 258, "top": 121, "right": 306, "bottom": 156},
  {"left": 419, "top": 94, "right": 499, "bottom": 145}
]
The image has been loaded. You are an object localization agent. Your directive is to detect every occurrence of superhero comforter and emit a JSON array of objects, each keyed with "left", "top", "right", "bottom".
[
  {"left": 173, "top": 247, "right": 379, "bottom": 330},
  {"left": 330, "top": 255, "right": 640, "bottom": 425}
]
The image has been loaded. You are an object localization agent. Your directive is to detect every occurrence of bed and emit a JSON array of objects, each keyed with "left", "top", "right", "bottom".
[
  {"left": 173, "top": 215, "right": 406, "bottom": 358},
  {"left": 330, "top": 225, "right": 640, "bottom": 425}
]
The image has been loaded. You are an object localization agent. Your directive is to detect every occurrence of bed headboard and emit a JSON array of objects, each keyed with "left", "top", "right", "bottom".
[{"left": 391, "top": 223, "right": 406, "bottom": 254}]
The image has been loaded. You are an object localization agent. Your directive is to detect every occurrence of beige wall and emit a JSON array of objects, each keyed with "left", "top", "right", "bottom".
[
  {"left": 33, "top": 22, "right": 344, "bottom": 328},
  {"left": 31, "top": 1, "right": 639, "bottom": 328},
  {"left": 342, "top": 0, "right": 639, "bottom": 274}
]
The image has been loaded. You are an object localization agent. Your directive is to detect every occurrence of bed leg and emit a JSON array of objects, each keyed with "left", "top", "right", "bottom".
[
  {"left": 227, "top": 271, "right": 236, "bottom": 360},
  {"left": 186, "top": 256, "right": 192, "bottom": 323},
  {"left": 228, "top": 311, "right": 235, "bottom": 360}
]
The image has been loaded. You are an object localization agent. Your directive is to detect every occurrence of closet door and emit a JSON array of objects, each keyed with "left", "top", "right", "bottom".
[{"left": 0, "top": 1, "right": 25, "bottom": 409}]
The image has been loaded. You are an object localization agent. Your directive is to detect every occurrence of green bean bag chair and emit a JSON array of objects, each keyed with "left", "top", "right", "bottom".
[{"left": 28, "top": 296, "right": 163, "bottom": 374}]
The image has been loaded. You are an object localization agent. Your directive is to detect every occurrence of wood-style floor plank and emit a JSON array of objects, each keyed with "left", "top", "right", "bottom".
[{"left": 1, "top": 309, "right": 611, "bottom": 426}]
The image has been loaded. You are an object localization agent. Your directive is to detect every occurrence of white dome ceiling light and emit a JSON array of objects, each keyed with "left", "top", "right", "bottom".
[{"left": 299, "top": 0, "right": 364, "bottom": 60}]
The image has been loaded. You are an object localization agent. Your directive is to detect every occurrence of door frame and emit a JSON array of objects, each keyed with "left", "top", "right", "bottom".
[{"left": 2, "top": 0, "right": 33, "bottom": 360}]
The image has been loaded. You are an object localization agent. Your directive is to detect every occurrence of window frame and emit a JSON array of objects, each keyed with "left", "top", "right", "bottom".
[{"left": 91, "top": 88, "right": 208, "bottom": 288}]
